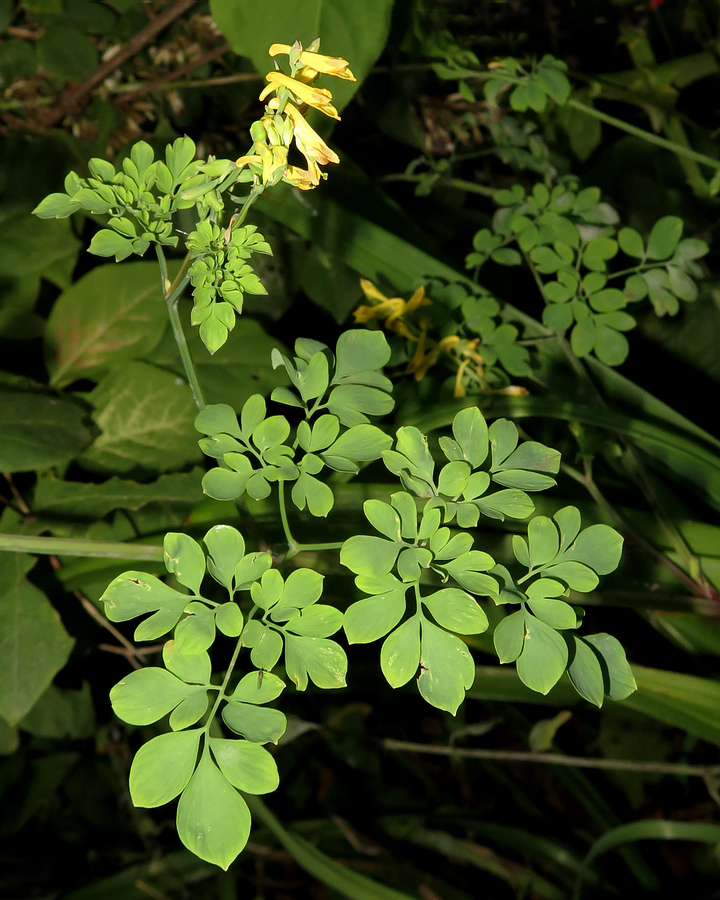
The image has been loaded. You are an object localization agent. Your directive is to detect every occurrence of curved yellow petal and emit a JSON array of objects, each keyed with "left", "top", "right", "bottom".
[{"left": 285, "top": 103, "right": 339, "bottom": 166}]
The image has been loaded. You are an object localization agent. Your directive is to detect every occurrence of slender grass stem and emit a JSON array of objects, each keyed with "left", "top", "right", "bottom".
[
  {"left": 0, "top": 533, "right": 163, "bottom": 560},
  {"left": 382, "top": 738, "right": 720, "bottom": 779},
  {"left": 567, "top": 98, "right": 720, "bottom": 176}
]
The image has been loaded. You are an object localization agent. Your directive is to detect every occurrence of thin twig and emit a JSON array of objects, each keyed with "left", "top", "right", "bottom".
[
  {"left": 118, "top": 41, "right": 231, "bottom": 104},
  {"left": 2, "top": 472, "right": 31, "bottom": 516},
  {"left": 48, "top": 555, "right": 149, "bottom": 669},
  {"left": 38, "top": 0, "right": 196, "bottom": 127},
  {"left": 382, "top": 738, "right": 720, "bottom": 779}
]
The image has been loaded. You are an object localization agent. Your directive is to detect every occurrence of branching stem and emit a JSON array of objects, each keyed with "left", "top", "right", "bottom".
[{"left": 156, "top": 245, "right": 206, "bottom": 411}]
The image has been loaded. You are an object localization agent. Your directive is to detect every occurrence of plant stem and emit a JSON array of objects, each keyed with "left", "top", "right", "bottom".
[
  {"left": 381, "top": 173, "right": 495, "bottom": 197},
  {"left": 0, "top": 533, "right": 163, "bottom": 560},
  {"left": 567, "top": 97, "right": 720, "bottom": 176},
  {"left": 277, "top": 482, "right": 297, "bottom": 552},
  {"left": 155, "top": 245, "right": 206, "bottom": 411},
  {"left": 382, "top": 738, "right": 720, "bottom": 779},
  {"left": 294, "top": 541, "right": 346, "bottom": 553},
  {"left": 204, "top": 634, "right": 245, "bottom": 731}
]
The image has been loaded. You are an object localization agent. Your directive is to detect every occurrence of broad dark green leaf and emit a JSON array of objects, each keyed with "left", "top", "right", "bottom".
[
  {"left": 45, "top": 262, "right": 173, "bottom": 387},
  {"left": 0, "top": 388, "right": 93, "bottom": 472},
  {"left": 210, "top": 0, "right": 395, "bottom": 112},
  {"left": 0, "top": 553, "right": 74, "bottom": 724},
  {"left": 80, "top": 362, "right": 202, "bottom": 475}
]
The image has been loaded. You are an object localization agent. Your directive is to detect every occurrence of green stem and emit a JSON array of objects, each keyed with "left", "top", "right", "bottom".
[
  {"left": 277, "top": 482, "right": 297, "bottom": 552},
  {"left": 382, "top": 738, "right": 720, "bottom": 779},
  {"left": 155, "top": 246, "right": 206, "bottom": 411},
  {"left": 0, "top": 533, "right": 163, "bottom": 561},
  {"left": 567, "top": 97, "right": 720, "bottom": 175},
  {"left": 381, "top": 173, "right": 495, "bottom": 197},
  {"left": 294, "top": 541, "right": 345, "bottom": 553},
  {"left": 204, "top": 633, "right": 245, "bottom": 732},
  {"left": 231, "top": 183, "right": 264, "bottom": 231}
]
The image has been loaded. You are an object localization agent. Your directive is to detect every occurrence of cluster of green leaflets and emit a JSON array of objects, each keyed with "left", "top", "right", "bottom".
[
  {"left": 341, "top": 406, "right": 634, "bottom": 713},
  {"left": 198, "top": 330, "right": 394, "bottom": 517},
  {"left": 422, "top": 279, "right": 533, "bottom": 387},
  {"left": 483, "top": 54, "right": 572, "bottom": 113},
  {"left": 466, "top": 180, "right": 709, "bottom": 365},
  {"left": 31, "top": 135, "right": 294, "bottom": 356},
  {"left": 100, "top": 522, "right": 350, "bottom": 869},
  {"left": 32, "top": 137, "right": 239, "bottom": 263},
  {"left": 186, "top": 221, "right": 271, "bottom": 354},
  {"left": 97, "top": 324, "right": 635, "bottom": 869}
]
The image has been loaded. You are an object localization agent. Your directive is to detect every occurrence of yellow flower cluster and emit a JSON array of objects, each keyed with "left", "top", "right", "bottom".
[
  {"left": 236, "top": 41, "right": 355, "bottom": 191},
  {"left": 354, "top": 280, "right": 529, "bottom": 399}
]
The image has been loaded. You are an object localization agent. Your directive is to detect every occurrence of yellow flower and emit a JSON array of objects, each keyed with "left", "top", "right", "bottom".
[
  {"left": 356, "top": 280, "right": 431, "bottom": 340},
  {"left": 236, "top": 154, "right": 261, "bottom": 169},
  {"left": 282, "top": 162, "right": 322, "bottom": 190},
  {"left": 284, "top": 103, "right": 339, "bottom": 167},
  {"left": 259, "top": 72, "right": 340, "bottom": 119},
  {"left": 268, "top": 43, "right": 356, "bottom": 81}
]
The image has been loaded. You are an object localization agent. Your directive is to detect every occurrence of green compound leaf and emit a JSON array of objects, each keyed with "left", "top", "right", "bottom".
[
  {"left": 341, "top": 534, "right": 403, "bottom": 577},
  {"left": 174, "top": 604, "right": 217, "bottom": 654},
  {"left": 202, "top": 462, "right": 252, "bottom": 501},
  {"left": 203, "top": 525, "right": 246, "bottom": 592},
  {"left": 110, "top": 667, "right": 196, "bottom": 725},
  {"left": 209, "top": 737, "right": 279, "bottom": 794},
  {"left": 245, "top": 625, "right": 284, "bottom": 671},
  {"left": 177, "top": 751, "right": 251, "bottom": 870},
  {"left": 291, "top": 472, "right": 335, "bottom": 516},
  {"left": 585, "top": 633, "right": 636, "bottom": 700},
  {"left": 646, "top": 215, "right": 683, "bottom": 260},
  {"left": 381, "top": 617, "right": 421, "bottom": 688},
  {"left": 568, "top": 636, "right": 605, "bottom": 707},
  {"left": 195, "top": 403, "right": 243, "bottom": 439},
  {"left": 129, "top": 729, "right": 201, "bottom": 807},
  {"left": 32, "top": 192, "right": 80, "bottom": 219},
  {"left": 423, "top": 588, "right": 489, "bottom": 635},
  {"left": 417, "top": 619, "right": 476, "bottom": 715},
  {"left": 284, "top": 635, "right": 348, "bottom": 690},
  {"left": 222, "top": 701, "right": 287, "bottom": 744},
  {"left": 216, "top": 603, "right": 244, "bottom": 637},
  {"left": 164, "top": 533, "right": 206, "bottom": 594},
  {"left": 284, "top": 605, "right": 344, "bottom": 638},
  {"left": 163, "top": 641, "right": 211, "bottom": 685},
  {"left": 169, "top": 689, "right": 207, "bottom": 731},
  {"left": 438, "top": 550, "right": 498, "bottom": 597},
  {"left": 101, "top": 572, "right": 188, "bottom": 640},
  {"left": 566, "top": 524, "right": 624, "bottom": 574},
  {"left": 518, "top": 507, "right": 623, "bottom": 592},
  {"left": 449, "top": 406, "right": 489, "bottom": 467},
  {"left": 327, "top": 383, "right": 394, "bottom": 427},
  {"left": 322, "top": 424, "right": 392, "bottom": 471},
  {"left": 494, "top": 610, "right": 525, "bottom": 663},
  {"left": 231, "top": 671, "right": 285, "bottom": 705},
  {"left": 516, "top": 615, "right": 568, "bottom": 694},
  {"left": 88, "top": 229, "right": 135, "bottom": 262},
  {"left": 344, "top": 581, "right": 408, "bottom": 644},
  {"left": 333, "top": 329, "right": 392, "bottom": 382},
  {"left": 527, "top": 516, "right": 560, "bottom": 567}
]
